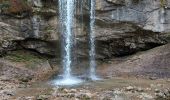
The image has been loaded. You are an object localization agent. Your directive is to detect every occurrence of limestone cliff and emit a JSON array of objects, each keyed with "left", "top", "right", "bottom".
[{"left": 0, "top": 0, "right": 170, "bottom": 59}]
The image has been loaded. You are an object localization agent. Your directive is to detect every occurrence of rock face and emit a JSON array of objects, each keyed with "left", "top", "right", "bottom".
[
  {"left": 96, "top": 0, "right": 170, "bottom": 32},
  {"left": 99, "top": 43, "right": 170, "bottom": 78},
  {"left": 0, "top": 0, "right": 170, "bottom": 59}
]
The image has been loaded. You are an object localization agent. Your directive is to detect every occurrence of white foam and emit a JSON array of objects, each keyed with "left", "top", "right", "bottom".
[{"left": 54, "top": 77, "right": 83, "bottom": 86}]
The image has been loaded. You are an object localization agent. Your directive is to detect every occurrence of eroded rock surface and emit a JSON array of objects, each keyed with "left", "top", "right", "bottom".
[
  {"left": 0, "top": 0, "right": 170, "bottom": 58},
  {"left": 98, "top": 43, "right": 170, "bottom": 78}
]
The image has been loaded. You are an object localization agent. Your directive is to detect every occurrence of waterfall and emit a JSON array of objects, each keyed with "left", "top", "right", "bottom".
[
  {"left": 89, "top": 0, "right": 99, "bottom": 80},
  {"left": 54, "top": 0, "right": 82, "bottom": 85},
  {"left": 60, "top": 0, "right": 74, "bottom": 79},
  {"left": 54, "top": 0, "right": 99, "bottom": 85}
]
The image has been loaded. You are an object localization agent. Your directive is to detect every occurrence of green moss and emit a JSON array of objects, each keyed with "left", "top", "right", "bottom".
[
  {"left": 160, "top": 0, "right": 167, "bottom": 7},
  {"left": 0, "top": 0, "right": 32, "bottom": 14},
  {"left": 0, "top": 1, "right": 10, "bottom": 10},
  {"left": 44, "top": 26, "right": 54, "bottom": 31},
  {"left": 5, "top": 51, "right": 47, "bottom": 69}
]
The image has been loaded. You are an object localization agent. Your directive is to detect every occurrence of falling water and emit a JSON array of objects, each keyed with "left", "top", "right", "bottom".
[
  {"left": 32, "top": 15, "right": 40, "bottom": 37},
  {"left": 54, "top": 0, "right": 82, "bottom": 85},
  {"left": 89, "top": 0, "right": 99, "bottom": 80}
]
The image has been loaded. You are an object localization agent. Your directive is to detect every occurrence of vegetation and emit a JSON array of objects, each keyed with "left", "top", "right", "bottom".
[
  {"left": 0, "top": 0, "right": 32, "bottom": 14},
  {"left": 160, "top": 0, "right": 167, "bottom": 7},
  {"left": 0, "top": 1, "right": 10, "bottom": 11},
  {"left": 5, "top": 50, "right": 47, "bottom": 68}
]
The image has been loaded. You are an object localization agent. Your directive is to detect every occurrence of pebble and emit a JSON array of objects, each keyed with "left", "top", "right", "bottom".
[
  {"left": 70, "top": 89, "right": 77, "bottom": 93},
  {"left": 136, "top": 87, "right": 144, "bottom": 92},
  {"left": 3, "top": 91, "right": 14, "bottom": 96},
  {"left": 125, "top": 86, "right": 134, "bottom": 91},
  {"left": 154, "top": 89, "right": 160, "bottom": 93},
  {"left": 76, "top": 93, "right": 93, "bottom": 99},
  {"left": 63, "top": 89, "right": 69, "bottom": 93},
  {"left": 36, "top": 95, "right": 49, "bottom": 100},
  {"left": 149, "top": 77, "right": 157, "bottom": 80},
  {"left": 167, "top": 79, "right": 170, "bottom": 82}
]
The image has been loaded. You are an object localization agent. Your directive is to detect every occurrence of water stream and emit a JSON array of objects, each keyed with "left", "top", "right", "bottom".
[
  {"left": 54, "top": 0, "right": 82, "bottom": 86},
  {"left": 89, "top": 0, "right": 100, "bottom": 80},
  {"left": 54, "top": 0, "right": 99, "bottom": 86}
]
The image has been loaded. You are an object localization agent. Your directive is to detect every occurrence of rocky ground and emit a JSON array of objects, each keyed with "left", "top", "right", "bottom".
[
  {"left": 1, "top": 77, "right": 170, "bottom": 100},
  {"left": 0, "top": 44, "right": 170, "bottom": 100},
  {"left": 0, "top": 0, "right": 170, "bottom": 100}
]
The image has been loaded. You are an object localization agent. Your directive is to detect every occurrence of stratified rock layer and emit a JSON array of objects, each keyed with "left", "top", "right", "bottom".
[{"left": 0, "top": 0, "right": 170, "bottom": 58}]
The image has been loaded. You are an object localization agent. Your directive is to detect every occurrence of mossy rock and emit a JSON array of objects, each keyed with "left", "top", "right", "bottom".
[
  {"left": 4, "top": 50, "right": 47, "bottom": 69},
  {"left": 0, "top": 0, "right": 32, "bottom": 15}
]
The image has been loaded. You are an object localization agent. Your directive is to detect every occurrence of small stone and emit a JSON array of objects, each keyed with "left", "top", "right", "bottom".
[
  {"left": 155, "top": 89, "right": 160, "bottom": 93},
  {"left": 157, "top": 84, "right": 163, "bottom": 87},
  {"left": 150, "top": 84, "right": 156, "bottom": 88},
  {"left": 36, "top": 95, "right": 49, "bottom": 100},
  {"left": 3, "top": 91, "right": 14, "bottom": 96},
  {"left": 26, "top": 96, "right": 36, "bottom": 100},
  {"left": 125, "top": 86, "right": 134, "bottom": 91},
  {"left": 77, "top": 93, "right": 93, "bottom": 99},
  {"left": 0, "top": 76, "right": 11, "bottom": 81},
  {"left": 70, "top": 89, "right": 77, "bottom": 93},
  {"left": 113, "top": 90, "right": 122, "bottom": 94},
  {"left": 0, "top": 86, "right": 3, "bottom": 90},
  {"left": 149, "top": 77, "right": 157, "bottom": 80},
  {"left": 136, "top": 87, "right": 144, "bottom": 92},
  {"left": 66, "top": 93, "right": 75, "bottom": 98},
  {"left": 167, "top": 79, "right": 170, "bottom": 82},
  {"left": 19, "top": 77, "right": 32, "bottom": 83},
  {"left": 63, "top": 89, "right": 69, "bottom": 93},
  {"left": 18, "top": 84, "right": 27, "bottom": 88},
  {"left": 146, "top": 88, "right": 152, "bottom": 91}
]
